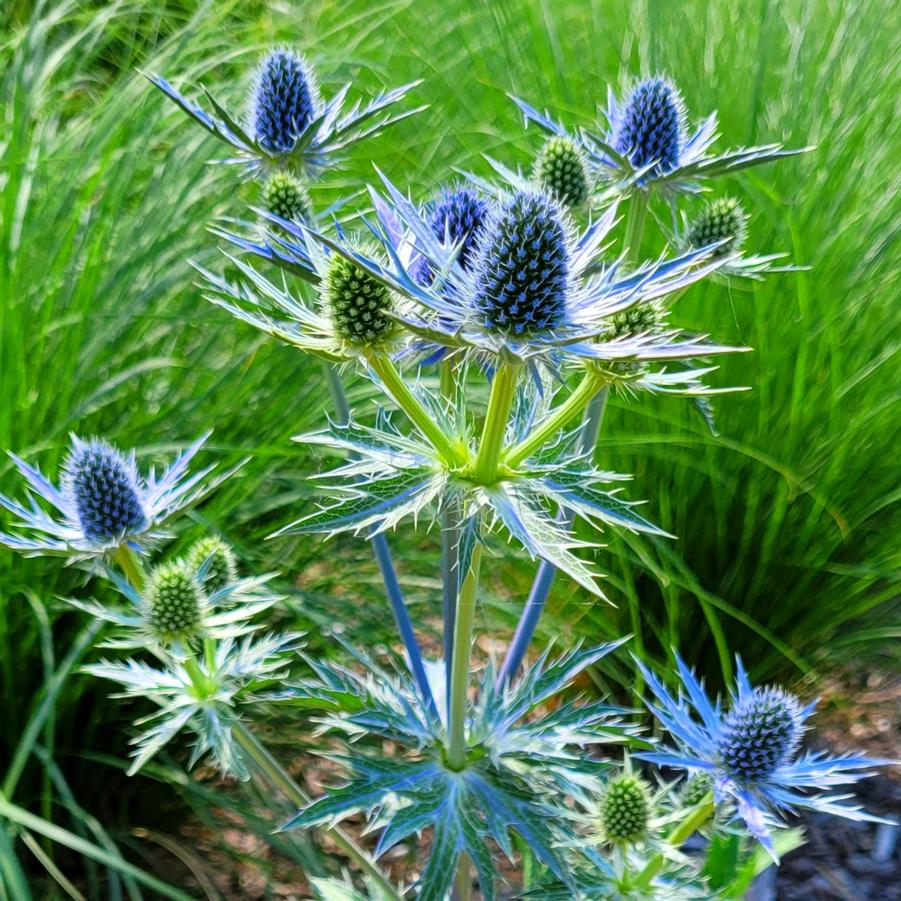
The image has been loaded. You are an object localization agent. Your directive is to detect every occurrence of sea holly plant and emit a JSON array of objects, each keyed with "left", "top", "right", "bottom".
[{"left": 0, "top": 46, "right": 892, "bottom": 901}]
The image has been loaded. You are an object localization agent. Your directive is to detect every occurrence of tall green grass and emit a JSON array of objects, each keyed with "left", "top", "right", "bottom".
[{"left": 1, "top": 0, "right": 898, "bottom": 891}]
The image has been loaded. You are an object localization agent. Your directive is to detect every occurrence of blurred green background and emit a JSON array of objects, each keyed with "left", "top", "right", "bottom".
[{"left": 1, "top": 0, "right": 898, "bottom": 894}]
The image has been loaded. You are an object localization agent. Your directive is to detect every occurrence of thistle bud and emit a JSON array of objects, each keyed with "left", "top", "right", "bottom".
[
  {"left": 532, "top": 136, "right": 590, "bottom": 207},
  {"left": 63, "top": 440, "right": 146, "bottom": 543},
  {"left": 262, "top": 172, "right": 311, "bottom": 225},
  {"left": 253, "top": 50, "right": 317, "bottom": 154},
  {"left": 187, "top": 536, "right": 237, "bottom": 594},
  {"left": 600, "top": 774, "right": 650, "bottom": 842},
  {"left": 145, "top": 560, "right": 204, "bottom": 640},
  {"left": 608, "top": 300, "right": 664, "bottom": 340},
  {"left": 685, "top": 197, "right": 749, "bottom": 258},
  {"left": 681, "top": 771, "right": 713, "bottom": 807},
  {"left": 325, "top": 252, "right": 395, "bottom": 346},
  {"left": 718, "top": 687, "right": 802, "bottom": 782},
  {"left": 613, "top": 77, "right": 684, "bottom": 175},
  {"left": 471, "top": 190, "right": 569, "bottom": 335}
]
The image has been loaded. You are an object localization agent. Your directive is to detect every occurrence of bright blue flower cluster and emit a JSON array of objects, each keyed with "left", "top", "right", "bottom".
[
  {"left": 612, "top": 77, "right": 683, "bottom": 174},
  {"left": 636, "top": 653, "right": 889, "bottom": 858},
  {"left": 471, "top": 190, "right": 568, "bottom": 334},
  {"left": 413, "top": 185, "right": 488, "bottom": 285},
  {"left": 718, "top": 686, "right": 803, "bottom": 782},
  {"left": 253, "top": 50, "right": 316, "bottom": 154},
  {"left": 64, "top": 440, "right": 146, "bottom": 542},
  {"left": 428, "top": 186, "right": 488, "bottom": 270}
]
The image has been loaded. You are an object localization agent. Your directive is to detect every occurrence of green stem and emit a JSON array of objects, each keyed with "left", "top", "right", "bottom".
[
  {"left": 366, "top": 352, "right": 466, "bottom": 467},
  {"left": 634, "top": 796, "right": 714, "bottom": 888},
  {"left": 181, "top": 654, "right": 208, "bottom": 697},
  {"left": 231, "top": 722, "right": 401, "bottom": 901},
  {"left": 473, "top": 363, "right": 517, "bottom": 483},
  {"left": 454, "top": 854, "right": 472, "bottom": 901},
  {"left": 505, "top": 370, "right": 607, "bottom": 468},
  {"left": 113, "top": 545, "right": 146, "bottom": 591},
  {"left": 624, "top": 191, "right": 648, "bottom": 259},
  {"left": 203, "top": 637, "right": 217, "bottom": 674},
  {"left": 446, "top": 543, "right": 483, "bottom": 770}
]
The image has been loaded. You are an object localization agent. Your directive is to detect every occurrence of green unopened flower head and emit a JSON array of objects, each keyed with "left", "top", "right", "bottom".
[
  {"left": 532, "top": 136, "right": 591, "bottom": 207},
  {"left": 600, "top": 774, "right": 650, "bottom": 843},
  {"left": 145, "top": 560, "right": 204, "bottom": 641},
  {"left": 325, "top": 250, "right": 396, "bottom": 346},
  {"left": 608, "top": 300, "right": 665, "bottom": 340},
  {"left": 681, "top": 771, "right": 713, "bottom": 807},
  {"left": 262, "top": 172, "right": 311, "bottom": 225},
  {"left": 686, "top": 197, "right": 749, "bottom": 258},
  {"left": 187, "top": 536, "right": 237, "bottom": 593}
]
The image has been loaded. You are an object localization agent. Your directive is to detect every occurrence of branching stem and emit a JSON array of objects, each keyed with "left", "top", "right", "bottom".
[
  {"left": 366, "top": 352, "right": 467, "bottom": 467},
  {"left": 505, "top": 369, "right": 607, "bottom": 468}
]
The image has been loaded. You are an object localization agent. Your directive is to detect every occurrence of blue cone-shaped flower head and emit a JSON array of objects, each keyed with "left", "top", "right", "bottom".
[
  {"left": 429, "top": 185, "right": 489, "bottom": 270},
  {"left": 253, "top": 50, "right": 318, "bottom": 154},
  {"left": 413, "top": 185, "right": 489, "bottom": 286},
  {"left": 63, "top": 440, "right": 147, "bottom": 542},
  {"left": 471, "top": 189, "right": 569, "bottom": 335},
  {"left": 0, "top": 433, "right": 228, "bottom": 559},
  {"left": 718, "top": 686, "right": 803, "bottom": 782},
  {"left": 612, "top": 77, "right": 684, "bottom": 175},
  {"left": 635, "top": 653, "right": 892, "bottom": 860}
]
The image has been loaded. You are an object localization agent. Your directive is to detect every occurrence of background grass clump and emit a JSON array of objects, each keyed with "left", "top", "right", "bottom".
[{"left": 0, "top": 0, "right": 898, "bottom": 893}]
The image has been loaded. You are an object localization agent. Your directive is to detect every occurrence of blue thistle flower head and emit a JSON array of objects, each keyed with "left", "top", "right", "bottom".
[
  {"left": 470, "top": 189, "right": 569, "bottom": 335},
  {"left": 413, "top": 185, "right": 489, "bottom": 286},
  {"left": 718, "top": 686, "right": 803, "bottom": 783},
  {"left": 63, "top": 440, "right": 147, "bottom": 543},
  {"left": 252, "top": 50, "right": 318, "bottom": 154},
  {"left": 613, "top": 76, "right": 684, "bottom": 175},
  {"left": 1, "top": 433, "right": 226, "bottom": 559},
  {"left": 429, "top": 186, "right": 489, "bottom": 270},
  {"left": 635, "top": 653, "right": 893, "bottom": 860}
]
